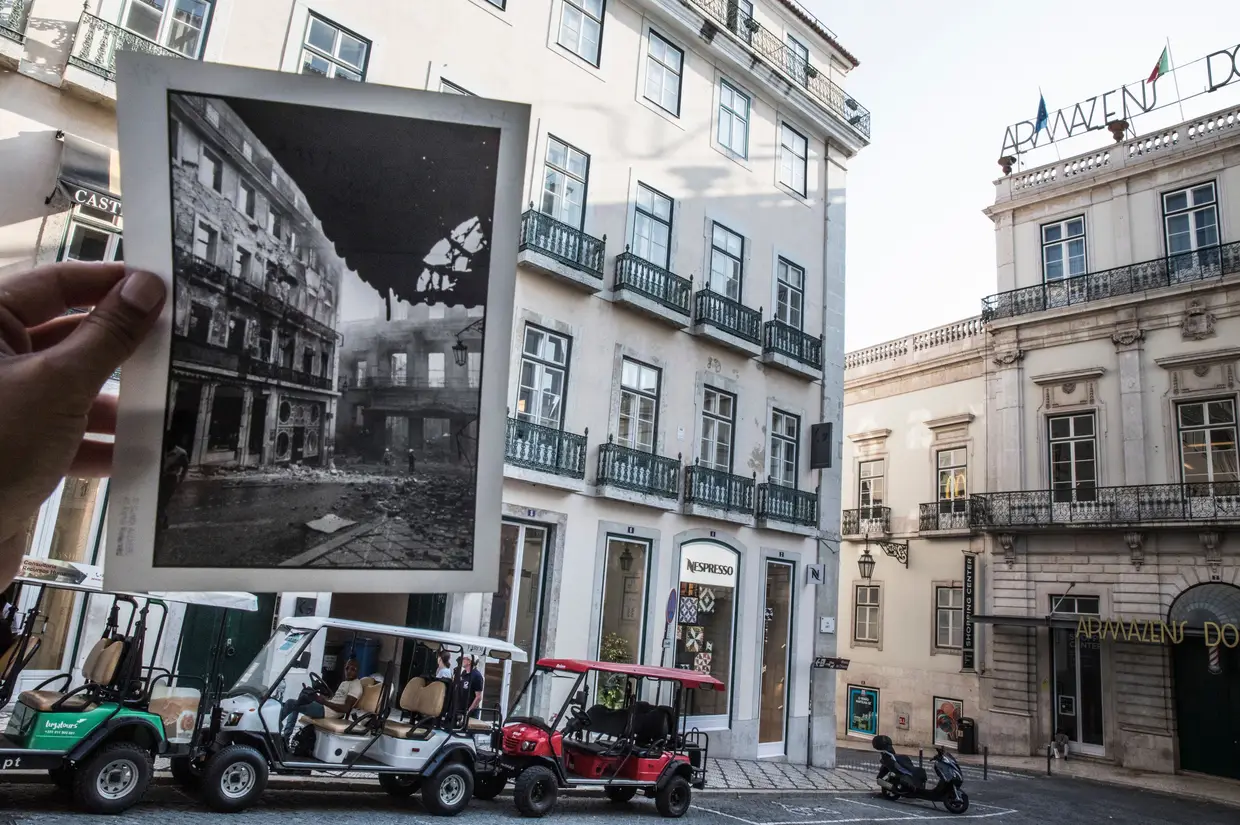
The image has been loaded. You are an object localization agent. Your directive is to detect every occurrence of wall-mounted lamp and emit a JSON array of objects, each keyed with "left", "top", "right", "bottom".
[{"left": 859, "top": 536, "right": 910, "bottom": 580}]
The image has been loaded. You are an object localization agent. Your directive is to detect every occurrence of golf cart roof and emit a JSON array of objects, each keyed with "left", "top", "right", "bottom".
[
  {"left": 536, "top": 659, "right": 726, "bottom": 691},
  {"left": 279, "top": 616, "right": 528, "bottom": 662},
  {"left": 12, "top": 575, "right": 260, "bottom": 612}
]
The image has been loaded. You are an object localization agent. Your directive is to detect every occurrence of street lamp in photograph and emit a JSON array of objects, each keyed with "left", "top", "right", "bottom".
[{"left": 452, "top": 316, "right": 485, "bottom": 367}]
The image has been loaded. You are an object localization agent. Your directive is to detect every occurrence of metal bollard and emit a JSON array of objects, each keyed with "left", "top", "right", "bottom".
[
  {"left": 918, "top": 749, "right": 924, "bottom": 768},
  {"left": 983, "top": 745, "right": 989, "bottom": 780},
  {"left": 1046, "top": 744, "right": 1052, "bottom": 776}
]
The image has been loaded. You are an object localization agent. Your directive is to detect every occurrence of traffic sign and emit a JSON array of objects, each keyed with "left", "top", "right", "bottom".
[
  {"left": 812, "top": 657, "right": 850, "bottom": 670},
  {"left": 665, "top": 588, "right": 678, "bottom": 625}
]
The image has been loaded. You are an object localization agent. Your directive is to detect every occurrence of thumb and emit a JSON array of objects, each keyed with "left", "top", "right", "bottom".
[{"left": 53, "top": 269, "right": 166, "bottom": 392}]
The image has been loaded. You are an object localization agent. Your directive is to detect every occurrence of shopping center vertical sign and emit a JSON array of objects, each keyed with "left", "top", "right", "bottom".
[{"left": 962, "top": 554, "right": 976, "bottom": 671}]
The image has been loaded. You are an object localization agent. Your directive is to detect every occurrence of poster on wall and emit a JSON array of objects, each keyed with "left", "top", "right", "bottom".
[
  {"left": 933, "top": 697, "right": 964, "bottom": 748},
  {"left": 847, "top": 685, "right": 879, "bottom": 737},
  {"left": 105, "top": 54, "right": 528, "bottom": 593}
]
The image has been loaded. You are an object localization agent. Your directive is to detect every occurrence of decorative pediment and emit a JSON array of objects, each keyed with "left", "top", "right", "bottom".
[
  {"left": 1155, "top": 347, "right": 1240, "bottom": 397},
  {"left": 1031, "top": 367, "right": 1104, "bottom": 409},
  {"left": 925, "top": 413, "right": 975, "bottom": 443},
  {"left": 848, "top": 429, "right": 891, "bottom": 455}
]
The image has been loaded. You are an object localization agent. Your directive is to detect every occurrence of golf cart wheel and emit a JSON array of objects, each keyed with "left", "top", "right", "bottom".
[
  {"left": 169, "top": 756, "right": 203, "bottom": 789},
  {"left": 655, "top": 775, "right": 692, "bottom": 818},
  {"left": 201, "top": 744, "right": 269, "bottom": 813},
  {"left": 379, "top": 772, "right": 421, "bottom": 798},
  {"left": 944, "top": 791, "right": 970, "bottom": 815},
  {"left": 421, "top": 762, "right": 474, "bottom": 817},
  {"left": 73, "top": 741, "right": 154, "bottom": 815},
  {"left": 604, "top": 785, "right": 637, "bottom": 803},
  {"left": 513, "top": 765, "right": 558, "bottom": 818},
  {"left": 473, "top": 773, "right": 507, "bottom": 801},
  {"left": 49, "top": 765, "right": 75, "bottom": 790}
]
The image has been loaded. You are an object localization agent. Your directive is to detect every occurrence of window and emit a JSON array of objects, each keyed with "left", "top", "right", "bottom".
[
  {"left": 234, "top": 247, "right": 252, "bottom": 280},
  {"left": 1163, "top": 182, "right": 1220, "bottom": 275},
  {"left": 192, "top": 220, "right": 218, "bottom": 263},
  {"left": 241, "top": 140, "right": 252, "bottom": 161},
  {"left": 301, "top": 14, "right": 368, "bottom": 81},
  {"left": 467, "top": 352, "right": 482, "bottom": 389},
  {"left": 268, "top": 208, "right": 284, "bottom": 240},
  {"left": 391, "top": 352, "right": 407, "bottom": 385},
  {"left": 769, "top": 410, "right": 799, "bottom": 486},
  {"left": 727, "top": 0, "right": 754, "bottom": 44},
  {"left": 427, "top": 352, "right": 445, "bottom": 388},
  {"left": 717, "top": 80, "right": 750, "bottom": 158},
  {"left": 858, "top": 459, "right": 885, "bottom": 514},
  {"left": 122, "top": 0, "right": 212, "bottom": 58},
  {"left": 542, "top": 137, "right": 589, "bottom": 230},
  {"left": 786, "top": 33, "right": 810, "bottom": 79},
  {"left": 198, "top": 147, "right": 222, "bottom": 192},
  {"left": 709, "top": 223, "right": 744, "bottom": 300},
  {"left": 937, "top": 447, "right": 967, "bottom": 511},
  {"left": 597, "top": 537, "right": 650, "bottom": 708},
  {"left": 1049, "top": 594, "right": 1100, "bottom": 614},
  {"left": 518, "top": 326, "right": 570, "bottom": 429},
  {"left": 618, "top": 358, "right": 660, "bottom": 453},
  {"left": 169, "top": 118, "right": 180, "bottom": 160},
  {"left": 935, "top": 586, "right": 964, "bottom": 649},
  {"left": 775, "top": 258, "right": 804, "bottom": 328},
  {"left": 632, "top": 184, "right": 673, "bottom": 269},
  {"left": 699, "top": 388, "right": 735, "bottom": 472},
  {"left": 355, "top": 360, "right": 367, "bottom": 385},
  {"left": 676, "top": 541, "right": 738, "bottom": 722},
  {"left": 644, "top": 31, "right": 683, "bottom": 116},
  {"left": 779, "top": 124, "right": 808, "bottom": 196},
  {"left": 1177, "top": 399, "right": 1238, "bottom": 484},
  {"left": 237, "top": 181, "right": 255, "bottom": 218},
  {"left": 61, "top": 221, "right": 122, "bottom": 263},
  {"left": 853, "top": 585, "right": 880, "bottom": 644},
  {"left": 558, "top": 0, "right": 605, "bottom": 66},
  {"left": 1048, "top": 413, "right": 1096, "bottom": 501},
  {"left": 187, "top": 302, "right": 213, "bottom": 343},
  {"left": 440, "top": 79, "right": 472, "bottom": 95},
  {"left": 1041, "top": 217, "right": 1086, "bottom": 282}
]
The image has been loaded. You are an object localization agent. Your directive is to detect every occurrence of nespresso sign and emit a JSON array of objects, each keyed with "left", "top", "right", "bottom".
[
  {"left": 686, "top": 560, "right": 734, "bottom": 577},
  {"left": 72, "top": 187, "right": 123, "bottom": 217},
  {"left": 680, "top": 543, "right": 739, "bottom": 586}
]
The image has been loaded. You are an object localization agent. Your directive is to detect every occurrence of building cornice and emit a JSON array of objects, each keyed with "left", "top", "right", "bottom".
[
  {"left": 1154, "top": 347, "right": 1240, "bottom": 370},
  {"left": 847, "top": 428, "right": 891, "bottom": 444},
  {"left": 925, "top": 413, "right": 975, "bottom": 430},
  {"left": 1030, "top": 366, "right": 1105, "bottom": 386}
]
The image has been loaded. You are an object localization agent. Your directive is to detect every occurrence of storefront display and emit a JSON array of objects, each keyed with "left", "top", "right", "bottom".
[
  {"left": 847, "top": 685, "right": 879, "bottom": 737},
  {"left": 675, "top": 541, "right": 738, "bottom": 724},
  {"left": 933, "top": 697, "right": 963, "bottom": 748},
  {"left": 758, "top": 561, "right": 793, "bottom": 755},
  {"left": 597, "top": 537, "right": 649, "bottom": 708}
]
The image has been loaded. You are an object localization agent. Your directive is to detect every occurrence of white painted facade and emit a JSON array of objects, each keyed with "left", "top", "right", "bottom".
[{"left": 1, "top": 0, "right": 870, "bottom": 762}]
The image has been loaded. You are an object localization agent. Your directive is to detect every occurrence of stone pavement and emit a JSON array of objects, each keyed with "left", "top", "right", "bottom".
[
  {"left": 279, "top": 516, "right": 469, "bottom": 569},
  {"left": 706, "top": 758, "right": 870, "bottom": 792}
]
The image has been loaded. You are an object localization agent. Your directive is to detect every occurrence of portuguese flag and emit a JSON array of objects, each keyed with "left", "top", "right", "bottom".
[{"left": 1148, "top": 46, "right": 1170, "bottom": 84}]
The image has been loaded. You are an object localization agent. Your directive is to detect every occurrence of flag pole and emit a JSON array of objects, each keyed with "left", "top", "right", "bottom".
[
  {"left": 1166, "top": 38, "right": 1187, "bottom": 121},
  {"left": 1039, "top": 86, "right": 1062, "bottom": 161}
]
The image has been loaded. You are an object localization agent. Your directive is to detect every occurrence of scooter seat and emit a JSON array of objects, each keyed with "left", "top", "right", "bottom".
[{"left": 892, "top": 754, "right": 927, "bottom": 786}]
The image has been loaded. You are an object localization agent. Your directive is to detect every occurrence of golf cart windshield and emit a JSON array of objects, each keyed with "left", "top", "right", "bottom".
[
  {"left": 229, "top": 625, "right": 316, "bottom": 698},
  {"left": 508, "top": 667, "right": 581, "bottom": 728}
]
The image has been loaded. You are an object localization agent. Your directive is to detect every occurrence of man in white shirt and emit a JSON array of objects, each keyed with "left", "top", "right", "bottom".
[{"left": 280, "top": 658, "right": 364, "bottom": 740}]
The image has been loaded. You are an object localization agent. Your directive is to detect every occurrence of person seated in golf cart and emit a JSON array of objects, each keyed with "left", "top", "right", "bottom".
[{"left": 279, "top": 656, "right": 365, "bottom": 740}]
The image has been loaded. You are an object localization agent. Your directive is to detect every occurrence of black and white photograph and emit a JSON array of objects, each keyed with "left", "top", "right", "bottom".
[{"left": 106, "top": 56, "right": 526, "bottom": 593}]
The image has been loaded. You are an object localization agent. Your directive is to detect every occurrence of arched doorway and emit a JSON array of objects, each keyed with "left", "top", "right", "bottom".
[{"left": 1169, "top": 583, "right": 1240, "bottom": 780}]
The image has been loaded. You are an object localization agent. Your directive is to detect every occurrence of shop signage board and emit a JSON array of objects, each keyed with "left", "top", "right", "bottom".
[
  {"left": 812, "top": 656, "right": 849, "bottom": 670},
  {"left": 962, "top": 554, "right": 976, "bottom": 671},
  {"left": 18, "top": 557, "right": 104, "bottom": 589},
  {"left": 846, "top": 685, "right": 879, "bottom": 737}
]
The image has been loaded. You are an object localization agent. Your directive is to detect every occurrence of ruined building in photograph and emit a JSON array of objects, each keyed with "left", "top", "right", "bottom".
[{"left": 166, "top": 94, "right": 347, "bottom": 470}]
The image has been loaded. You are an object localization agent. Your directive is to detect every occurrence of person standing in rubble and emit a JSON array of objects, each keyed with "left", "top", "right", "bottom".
[
  {"left": 407, "top": 448, "right": 416, "bottom": 474},
  {"left": 158, "top": 434, "right": 189, "bottom": 529}
]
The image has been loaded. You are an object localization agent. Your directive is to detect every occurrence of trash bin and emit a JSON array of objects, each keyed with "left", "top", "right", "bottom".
[
  {"left": 339, "top": 637, "right": 380, "bottom": 683},
  {"left": 957, "top": 717, "right": 977, "bottom": 755}
]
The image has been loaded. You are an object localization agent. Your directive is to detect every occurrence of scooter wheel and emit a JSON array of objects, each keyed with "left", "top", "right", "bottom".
[{"left": 944, "top": 791, "right": 970, "bottom": 814}]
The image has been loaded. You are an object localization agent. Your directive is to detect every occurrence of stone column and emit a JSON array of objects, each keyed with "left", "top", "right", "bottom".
[
  {"left": 191, "top": 383, "right": 216, "bottom": 466},
  {"left": 992, "top": 348, "right": 1025, "bottom": 491},
  {"left": 238, "top": 386, "right": 255, "bottom": 465},
  {"left": 1112, "top": 325, "right": 1147, "bottom": 485}
]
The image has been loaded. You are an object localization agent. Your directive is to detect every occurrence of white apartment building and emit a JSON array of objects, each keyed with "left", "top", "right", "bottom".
[
  {"left": 836, "top": 99, "right": 1240, "bottom": 782},
  {"left": 0, "top": 0, "right": 870, "bottom": 762}
]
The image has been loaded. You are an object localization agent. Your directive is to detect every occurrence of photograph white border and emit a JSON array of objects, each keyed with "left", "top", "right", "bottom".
[{"left": 107, "top": 53, "right": 529, "bottom": 594}]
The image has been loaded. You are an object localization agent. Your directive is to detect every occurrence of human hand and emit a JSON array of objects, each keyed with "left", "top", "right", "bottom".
[{"left": 0, "top": 262, "right": 166, "bottom": 587}]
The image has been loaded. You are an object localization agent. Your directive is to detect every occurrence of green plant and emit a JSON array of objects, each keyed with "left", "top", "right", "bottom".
[{"left": 598, "top": 633, "right": 632, "bottom": 710}]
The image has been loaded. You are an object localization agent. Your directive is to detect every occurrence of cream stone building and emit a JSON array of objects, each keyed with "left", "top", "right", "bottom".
[
  {"left": 1, "top": 0, "right": 871, "bottom": 762},
  {"left": 837, "top": 100, "right": 1240, "bottom": 781}
]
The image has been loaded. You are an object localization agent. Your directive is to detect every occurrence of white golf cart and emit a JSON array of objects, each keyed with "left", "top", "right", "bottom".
[{"left": 185, "top": 617, "right": 526, "bottom": 816}]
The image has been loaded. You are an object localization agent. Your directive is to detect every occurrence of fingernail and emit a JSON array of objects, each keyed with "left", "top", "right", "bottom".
[{"left": 119, "top": 270, "right": 166, "bottom": 313}]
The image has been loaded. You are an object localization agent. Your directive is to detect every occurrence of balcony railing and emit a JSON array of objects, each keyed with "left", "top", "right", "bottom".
[
  {"left": 842, "top": 506, "right": 890, "bottom": 535},
  {"left": 970, "top": 484, "right": 1240, "bottom": 529},
  {"left": 919, "top": 500, "right": 973, "bottom": 532},
  {"left": 757, "top": 481, "right": 818, "bottom": 527},
  {"left": 519, "top": 208, "right": 606, "bottom": 279},
  {"left": 505, "top": 417, "right": 588, "bottom": 479},
  {"left": 764, "top": 320, "right": 823, "bottom": 370},
  {"left": 597, "top": 438, "right": 680, "bottom": 499},
  {"left": 686, "top": 0, "right": 870, "bottom": 139},
  {"left": 1, "top": 0, "right": 30, "bottom": 43},
  {"left": 172, "top": 335, "right": 244, "bottom": 374},
  {"left": 247, "top": 359, "right": 333, "bottom": 391},
  {"left": 982, "top": 241, "right": 1240, "bottom": 321},
  {"left": 68, "top": 12, "right": 185, "bottom": 81},
  {"left": 614, "top": 251, "right": 691, "bottom": 316},
  {"left": 684, "top": 464, "right": 755, "bottom": 514},
  {"left": 694, "top": 289, "right": 762, "bottom": 344}
]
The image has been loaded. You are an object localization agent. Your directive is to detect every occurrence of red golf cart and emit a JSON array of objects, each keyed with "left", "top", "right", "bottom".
[{"left": 481, "top": 658, "right": 723, "bottom": 818}]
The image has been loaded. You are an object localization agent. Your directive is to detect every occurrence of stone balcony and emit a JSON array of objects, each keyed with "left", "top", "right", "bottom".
[
  {"left": 63, "top": 11, "right": 187, "bottom": 105},
  {"left": 0, "top": 0, "right": 29, "bottom": 68},
  {"left": 971, "top": 485, "right": 1240, "bottom": 532},
  {"left": 612, "top": 250, "right": 692, "bottom": 329},
  {"left": 692, "top": 289, "right": 762, "bottom": 357},
  {"left": 844, "top": 316, "right": 986, "bottom": 381},
  {"left": 595, "top": 438, "right": 682, "bottom": 511},
  {"left": 517, "top": 208, "right": 606, "bottom": 293},
  {"left": 756, "top": 481, "right": 818, "bottom": 536},
  {"left": 762, "top": 319, "right": 822, "bottom": 380},
  {"left": 842, "top": 506, "right": 890, "bottom": 538},
  {"left": 503, "top": 416, "right": 590, "bottom": 494},
  {"left": 682, "top": 463, "right": 755, "bottom": 525},
  {"left": 918, "top": 500, "right": 974, "bottom": 535}
]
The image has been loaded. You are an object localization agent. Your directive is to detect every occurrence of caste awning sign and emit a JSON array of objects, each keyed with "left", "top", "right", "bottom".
[{"left": 52, "top": 132, "right": 123, "bottom": 217}]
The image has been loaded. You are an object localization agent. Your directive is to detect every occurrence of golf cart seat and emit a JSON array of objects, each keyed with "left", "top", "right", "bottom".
[
  {"left": 306, "top": 678, "right": 386, "bottom": 735},
  {"left": 17, "top": 636, "right": 124, "bottom": 712},
  {"left": 382, "top": 677, "right": 447, "bottom": 739},
  {"left": 466, "top": 716, "right": 492, "bottom": 732},
  {"left": 630, "top": 702, "right": 675, "bottom": 753}
]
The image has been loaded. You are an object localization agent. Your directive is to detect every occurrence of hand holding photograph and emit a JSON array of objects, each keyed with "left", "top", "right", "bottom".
[{"left": 105, "top": 55, "right": 528, "bottom": 594}]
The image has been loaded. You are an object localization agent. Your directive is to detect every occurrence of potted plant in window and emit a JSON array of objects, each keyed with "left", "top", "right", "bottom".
[
  {"left": 744, "top": 17, "right": 760, "bottom": 33},
  {"left": 599, "top": 632, "right": 632, "bottom": 710},
  {"left": 805, "top": 64, "right": 819, "bottom": 79}
]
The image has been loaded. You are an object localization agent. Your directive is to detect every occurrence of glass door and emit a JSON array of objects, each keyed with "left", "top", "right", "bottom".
[
  {"left": 1051, "top": 628, "right": 1104, "bottom": 755},
  {"left": 757, "top": 560, "right": 793, "bottom": 757},
  {"left": 485, "top": 522, "right": 548, "bottom": 715},
  {"left": 596, "top": 537, "right": 650, "bottom": 709}
]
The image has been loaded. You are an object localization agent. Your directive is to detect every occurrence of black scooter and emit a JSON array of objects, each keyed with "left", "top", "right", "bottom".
[{"left": 872, "top": 734, "right": 969, "bottom": 814}]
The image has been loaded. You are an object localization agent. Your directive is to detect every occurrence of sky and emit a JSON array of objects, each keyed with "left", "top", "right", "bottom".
[{"left": 804, "top": 0, "right": 1240, "bottom": 351}]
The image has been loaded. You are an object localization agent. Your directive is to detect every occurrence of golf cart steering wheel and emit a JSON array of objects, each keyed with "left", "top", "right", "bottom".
[
  {"left": 308, "top": 672, "right": 330, "bottom": 697},
  {"left": 568, "top": 705, "right": 591, "bottom": 732}
]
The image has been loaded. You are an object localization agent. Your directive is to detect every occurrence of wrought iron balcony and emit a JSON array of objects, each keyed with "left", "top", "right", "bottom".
[
  {"left": 172, "top": 335, "right": 245, "bottom": 374},
  {"left": 757, "top": 481, "right": 818, "bottom": 527},
  {"left": 971, "top": 484, "right": 1240, "bottom": 529},
  {"left": 684, "top": 464, "right": 755, "bottom": 514},
  {"left": 1, "top": 0, "right": 30, "bottom": 43},
  {"left": 68, "top": 12, "right": 186, "bottom": 82},
  {"left": 505, "top": 417, "right": 588, "bottom": 479},
  {"left": 693, "top": 289, "right": 762, "bottom": 344},
  {"left": 842, "top": 506, "right": 891, "bottom": 535},
  {"left": 982, "top": 241, "right": 1240, "bottom": 321},
  {"left": 597, "top": 438, "right": 681, "bottom": 499},
  {"left": 763, "top": 320, "right": 823, "bottom": 370},
  {"left": 919, "top": 500, "right": 973, "bottom": 532},
  {"left": 246, "top": 360, "right": 332, "bottom": 391},
  {"left": 685, "top": 0, "right": 870, "bottom": 139},
  {"left": 614, "top": 250, "right": 691, "bottom": 316},
  {"left": 519, "top": 208, "right": 606, "bottom": 279}
]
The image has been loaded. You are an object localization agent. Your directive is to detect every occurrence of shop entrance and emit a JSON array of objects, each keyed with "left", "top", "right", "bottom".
[
  {"left": 485, "top": 521, "right": 550, "bottom": 714},
  {"left": 1169, "top": 583, "right": 1240, "bottom": 780},
  {"left": 757, "top": 560, "right": 794, "bottom": 757},
  {"left": 1050, "top": 628, "right": 1104, "bottom": 755},
  {"left": 176, "top": 593, "right": 277, "bottom": 689}
]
